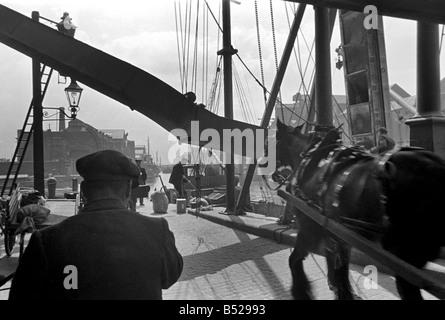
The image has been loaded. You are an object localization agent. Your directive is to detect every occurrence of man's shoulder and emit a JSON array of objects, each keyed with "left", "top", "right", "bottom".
[
  {"left": 43, "top": 209, "right": 165, "bottom": 227},
  {"left": 36, "top": 210, "right": 167, "bottom": 242},
  {"left": 381, "top": 134, "right": 395, "bottom": 145}
]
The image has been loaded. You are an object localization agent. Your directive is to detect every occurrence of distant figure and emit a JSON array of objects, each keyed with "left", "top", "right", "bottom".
[
  {"left": 57, "top": 12, "right": 77, "bottom": 37},
  {"left": 9, "top": 150, "right": 183, "bottom": 300},
  {"left": 135, "top": 159, "right": 147, "bottom": 206},
  {"left": 169, "top": 161, "right": 187, "bottom": 198},
  {"left": 371, "top": 127, "right": 396, "bottom": 156}
]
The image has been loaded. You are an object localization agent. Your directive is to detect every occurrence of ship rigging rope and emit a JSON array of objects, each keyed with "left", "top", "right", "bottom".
[
  {"left": 283, "top": 2, "right": 351, "bottom": 137},
  {"left": 176, "top": 0, "right": 313, "bottom": 127},
  {"left": 282, "top": 3, "right": 316, "bottom": 127},
  {"left": 189, "top": 1, "right": 201, "bottom": 95},
  {"left": 254, "top": 0, "right": 267, "bottom": 107},
  {"left": 204, "top": 0, "right": 283, "bottom": 117},
  {"left": 174, "top": 0, "right": 194, "bottom": 93},
  {"left": 207, "top": 57, "right": 223, "bottom": 114},
  {"left": 202, "top": 6, "right": 209, "bottom": 104},
  {"left": 174, "top": 2, "right": 184, "bottom": 92},
  {"left": 270, "top": 0, "right": 282, "bottom": 105}
]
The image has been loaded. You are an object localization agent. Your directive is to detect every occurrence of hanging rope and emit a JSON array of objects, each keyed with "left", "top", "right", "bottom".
[
  {"left": 281, "top": 3, "right": 316, "bottom": 127},
  {"left": 190, "top": 0, "right": 200, "bottom": 94},
  {"left": 270, "top": 0, "right": 280, "bottom": 89},
  {"left": 174, "top": 1, "right": 185, "bottom": 92},
  {"left": 269, "top": 0, "right": 284, "bottom": 124},
  {"left": 202, "top": 6, "right": 209, "bottom": 104},
  {"left": 175, "top": 0, "right": 194, "bottom": 93},
  {"left": 254, "top": 0, "right": 268, "bottom": 107},
  {"left": 233, "top": 63, "right": 256, "bottom": 124},
  {"left": 184, "top": 1, "right": 193, "bottom": 92}
]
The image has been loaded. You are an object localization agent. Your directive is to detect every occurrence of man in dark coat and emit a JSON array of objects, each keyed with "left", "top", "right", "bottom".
[
  {"left": 371, "top": 127, "right": 396, "bottom": 156},
  {"left": 169, "top": 161, "right": 187, "bottom": 198},
  {"left": 9, "top": 150, "right": 183, "bottom": 300}
]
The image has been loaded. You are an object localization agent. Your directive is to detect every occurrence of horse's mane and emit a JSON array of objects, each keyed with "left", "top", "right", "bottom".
[
  {"left": 298, "top": 128, "right": 343, "bottom": 185},
  {"left": 304, "top": 127, "right": 342, "bottom": 158}
]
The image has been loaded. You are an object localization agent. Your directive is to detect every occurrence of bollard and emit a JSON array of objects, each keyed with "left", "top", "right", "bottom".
[
  {"left": 47, "top": 175, "right": 57, "bottom": 199},
  {"left": 72, "top": 178, "right": 78, "bottom": 192}
]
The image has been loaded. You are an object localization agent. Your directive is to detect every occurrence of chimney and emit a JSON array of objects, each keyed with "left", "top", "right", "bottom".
[{"left": 58, "top": 107, "right": 66, "bottom": 131}]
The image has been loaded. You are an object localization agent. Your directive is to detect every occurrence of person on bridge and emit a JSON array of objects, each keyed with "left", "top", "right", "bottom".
[
  {"left": 371, "top": 127, "right": 396, "bottom": 156},
  {"left": 9, "top": 150, "right": 183, "bottom": 300}
]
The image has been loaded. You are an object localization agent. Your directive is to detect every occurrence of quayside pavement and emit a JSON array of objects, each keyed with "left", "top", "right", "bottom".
[{"left": 0, "top": 199, "right": 442, "bottom": 300}]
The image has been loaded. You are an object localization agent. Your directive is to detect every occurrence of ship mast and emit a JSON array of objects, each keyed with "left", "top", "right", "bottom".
[{"left": 219, "top": 0, "right": 237, "bottom": 214}]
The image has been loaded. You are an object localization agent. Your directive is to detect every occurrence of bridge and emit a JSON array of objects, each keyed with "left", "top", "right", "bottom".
[{"left": 0, "top": 4, "right": 262, "bottom": 152}]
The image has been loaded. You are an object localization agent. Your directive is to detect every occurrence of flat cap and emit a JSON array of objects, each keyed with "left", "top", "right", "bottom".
[{"left": 76, "top": 150, "right": 141, "bottom": 181}]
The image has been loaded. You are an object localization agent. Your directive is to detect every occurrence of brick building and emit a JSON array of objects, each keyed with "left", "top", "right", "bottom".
[{"left": 15, "top": 118, "right": 136, "bottom": 177}]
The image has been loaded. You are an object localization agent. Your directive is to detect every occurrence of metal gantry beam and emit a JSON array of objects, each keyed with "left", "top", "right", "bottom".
[
  {"left": 314, "top": 5, "right": 334, "bottom": 132},
  {"left": 282, "top": 0, "right": 445, "bottom": 25},
  {"left": 304, "top": 8, "right": 337, "bottom": 134}
]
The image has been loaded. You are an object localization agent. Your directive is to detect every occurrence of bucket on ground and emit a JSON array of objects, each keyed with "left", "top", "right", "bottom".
[
  {"left": 151, "top": 191, "right": 168, "bottom": 213},
  {"left": 176, "top": 198, "right": 186, "bottom": 214}
]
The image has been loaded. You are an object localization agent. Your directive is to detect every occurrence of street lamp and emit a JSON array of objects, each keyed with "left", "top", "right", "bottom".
[{"left": 65, "top": 78, "right": 83, "bottom": 119}]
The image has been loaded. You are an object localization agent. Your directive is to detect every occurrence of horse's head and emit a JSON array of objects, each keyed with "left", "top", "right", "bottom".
[
  {"left": 275, "top": 119, "right": 313, "bottom": 170},
  {"left": 258, "top": 120, "right": 313, "bottom": 187}
]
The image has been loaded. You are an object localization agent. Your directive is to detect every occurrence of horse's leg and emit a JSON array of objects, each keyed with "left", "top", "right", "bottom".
[
  {"left": 326, "top": 240, "right": 354, "bottom": 300},
  {"left": 383, "top": 229, "right": 437, "bottom": 300},
  {"left": 388, "top": 244, "right": 435, "bottom": 300},
  {"left": 393, "top": 250, "right": 425, "bottom": 300},
  {"left": 289, "top": 233, "right": 312, "bottom": 300}
]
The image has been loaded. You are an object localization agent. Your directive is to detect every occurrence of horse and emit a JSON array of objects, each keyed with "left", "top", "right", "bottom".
[{"left": 268, "top": 120, "right": 445, "bottom": 300}]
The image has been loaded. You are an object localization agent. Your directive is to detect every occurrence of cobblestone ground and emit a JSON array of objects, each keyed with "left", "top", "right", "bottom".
[
  {"left": 156, "top": 211, "right": 410, "bottom": 300},
  {"left": 0, "top": 201, "right": 439, "bottom": 300}
]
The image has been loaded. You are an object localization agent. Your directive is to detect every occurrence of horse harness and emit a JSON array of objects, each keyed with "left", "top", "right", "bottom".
[{"left": 293, "top": 143, "right": 393, "bottom": 238}]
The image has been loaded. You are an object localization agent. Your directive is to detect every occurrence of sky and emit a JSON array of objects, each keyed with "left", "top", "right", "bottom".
[{"left": 0, "top": 0, "right": 444, "bottom": 164}]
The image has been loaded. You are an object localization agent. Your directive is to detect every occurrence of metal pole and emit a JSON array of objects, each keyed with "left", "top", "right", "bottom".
[
  {"left": 32, "top": 11, "right": 45, "bottom": 195},
  {"left": 236, "top": 4, "right": 306, "bottom": 214},
  {"left": 405, "top": 21, "right": 445, "bottom": 158},
  {"left": 304, "top": 8, "right": 337, "bottom": 134},
  {"left": 417, "top": 22, "right": 441, "bottom": 117},
  {"left": 221, "top": 0, "right": 236, "bottom": 214},
  {"left": 314, "top": 6, "right": 334, "bottom": 132}
]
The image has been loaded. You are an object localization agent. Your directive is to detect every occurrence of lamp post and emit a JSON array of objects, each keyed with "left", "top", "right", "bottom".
[
  {"left": 32, "top": 11, "right": 45, "bottom": 195},
  {"left": 65, "top": 78, "right": 83, "bottom": 119}
]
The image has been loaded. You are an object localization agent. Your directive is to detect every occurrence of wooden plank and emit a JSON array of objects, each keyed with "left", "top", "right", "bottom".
[{"left": 278, "top": 189, "right": 445, "bottom": 300}]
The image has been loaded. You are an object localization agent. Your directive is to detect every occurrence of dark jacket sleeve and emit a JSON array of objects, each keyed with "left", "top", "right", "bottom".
[
  {"left": 9, "top": 231, "right": 48, "bottom": 300},
  {"left": 169, "top": 163, "right": 184, "bottom": 184},
  {"left": 159, "top": 218, "right": 183, "bottom": 289}
]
